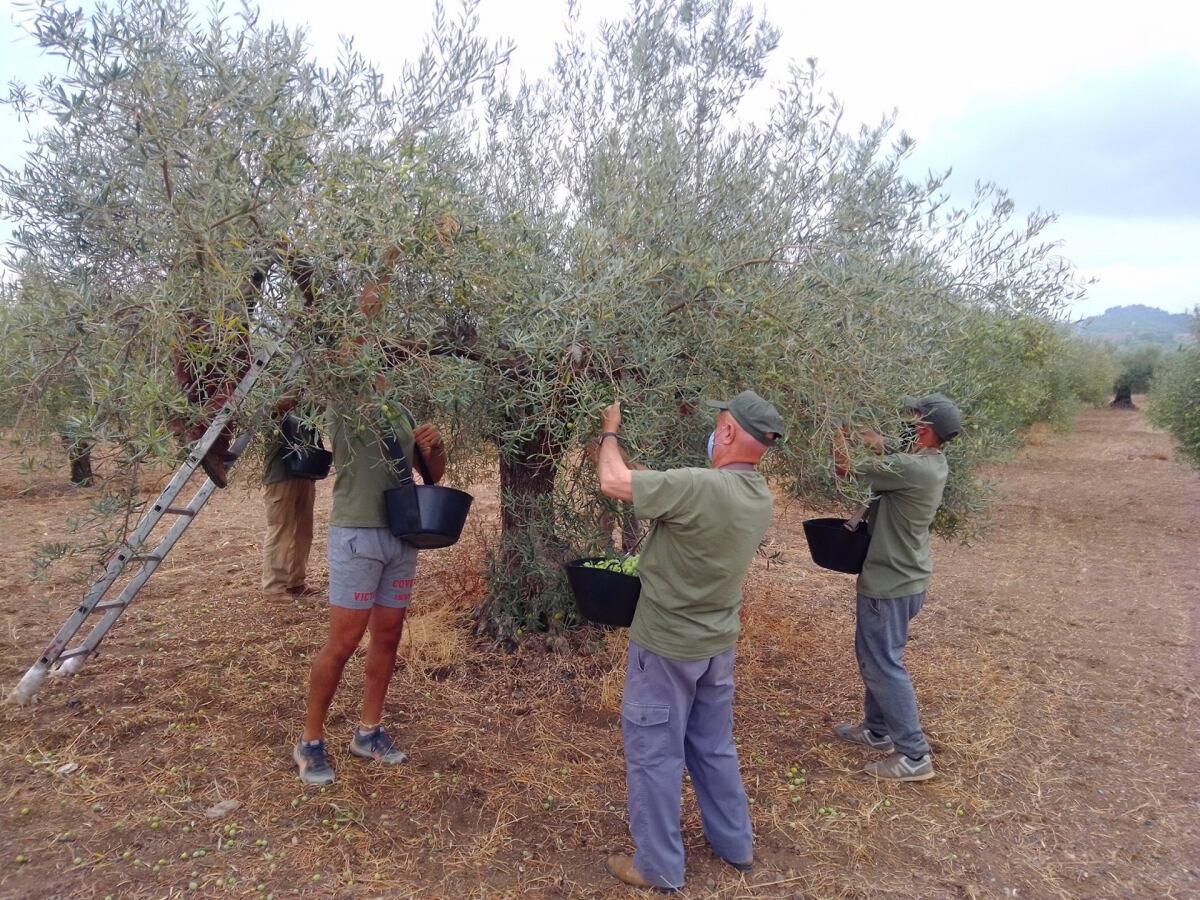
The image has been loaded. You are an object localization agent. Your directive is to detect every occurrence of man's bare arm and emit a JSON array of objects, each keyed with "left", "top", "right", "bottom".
[
  {"left": 598, "top": 434, "right": 634, "bottom": 502},
  {"left": 833, "top": 426, "right": 851, "bottom": 477},
  {"left": 858, "top": 428, "right": 886, "bottom": 454},
  {"left": 835, "top": 425, "right": 885, "bottom": 477},
  {"left": 413, "top": 423, "right": 447, "bottom": 484},
  {"left": 596, "top": 401, "right": 640, "bottom": 502}
]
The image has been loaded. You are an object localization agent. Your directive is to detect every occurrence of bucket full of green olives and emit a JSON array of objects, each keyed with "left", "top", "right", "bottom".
[{"left": 564, "top": 555, "right": 641, "bottom": 627}]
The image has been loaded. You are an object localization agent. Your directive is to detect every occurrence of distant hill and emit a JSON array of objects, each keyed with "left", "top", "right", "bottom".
[{"left": 1074, "top": 305, "right": 1195, "bottom": 347}]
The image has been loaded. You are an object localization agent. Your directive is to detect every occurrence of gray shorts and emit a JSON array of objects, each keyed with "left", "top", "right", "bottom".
[{"left": 327, "top": 525, "right": 417, "bottom": 610}]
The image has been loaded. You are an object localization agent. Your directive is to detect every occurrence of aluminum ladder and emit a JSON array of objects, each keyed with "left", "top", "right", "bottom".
[{"left": 8, "top": 324, "right": 302, "bottom": 705}]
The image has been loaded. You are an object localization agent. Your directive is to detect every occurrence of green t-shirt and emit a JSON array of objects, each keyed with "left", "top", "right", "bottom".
[
  {"left": 856, "top": 450, "right": 948, "bottom": 599},
  {"left": 629, "top": 467, "right": 774, "bottom": 661},
  {"left": 328, "top": 413, "right": 416, "bottom": 529},
  {"left": 262, "top": 429, "right": 290, "bottom": 486}
]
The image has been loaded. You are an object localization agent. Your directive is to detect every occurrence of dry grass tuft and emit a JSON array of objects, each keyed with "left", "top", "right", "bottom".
[
  {"left": 399, "top": 603, "right": 469, "bottom": 676},
  {"left": 1024, "top": 421, "right": 1056, "bottom": 447},
  {"left": 593, "top": 631, "right": 628, "bottom": 714}
]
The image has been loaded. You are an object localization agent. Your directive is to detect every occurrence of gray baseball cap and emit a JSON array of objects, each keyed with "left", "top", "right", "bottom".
[
  {"left": 706, "top": 390, "right": 786, "bottom": 446},
  {"left": 903, "top": 392, "right": 963, "bottom": 443}
]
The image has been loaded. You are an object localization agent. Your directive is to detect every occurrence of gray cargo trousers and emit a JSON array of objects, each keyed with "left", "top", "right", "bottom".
[
  {"left": 855, "top": 591, "right": 931, "bottom": 758},
  {"left": 621, "top": 640, "right": 753, "bottom": 890}
]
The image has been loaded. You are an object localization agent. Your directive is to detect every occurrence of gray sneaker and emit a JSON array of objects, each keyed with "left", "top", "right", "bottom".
[
  {"left": 834, "top": 722, "right": 895, "bottom": 752},
  {"left": 349, "top": 726, "right": 408, "bottom": 765},
  {"left": 293, "top": 739, "right": 335, "bottom": 786},
  {"left": 865, "top": 752, "right": 935, "bottom": 782}
]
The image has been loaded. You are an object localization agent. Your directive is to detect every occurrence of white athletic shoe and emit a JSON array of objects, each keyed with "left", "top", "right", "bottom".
[
  {"left": 864, "top": 752, "right": 935, "bottom": 782},
  {"left": 833, "top": 722, "right": 895, "bottom": 752}
]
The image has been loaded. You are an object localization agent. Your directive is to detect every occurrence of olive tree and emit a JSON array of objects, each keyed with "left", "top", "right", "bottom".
[
  {"left": 1112, "top": 343, "right": 1167, "bottom": 406},
  {"left": 1148, "top": 312, "right": 1200, "bottom": 468},
  {"left": 446, "top": 0, "right": 1091, "bottom": 628},
  {"left": 0, "top": 270, "right": 94, "bottom": 484},
  {"left": 0, "top": 0, "right": 506, "bottom": 561},
  {"left": 2, "top": 0, "right": 1091, "bottom": 638}
]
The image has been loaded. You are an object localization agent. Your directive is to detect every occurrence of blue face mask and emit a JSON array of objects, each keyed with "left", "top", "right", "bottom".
[{"left": 706, "top": 431, "right": 716, "bottom": 461}]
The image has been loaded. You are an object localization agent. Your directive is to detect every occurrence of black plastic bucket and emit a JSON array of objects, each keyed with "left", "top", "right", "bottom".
[
  {"left": 802, "top": 517, "right": 870, "bottom": 574},
  {"left": 281, "top": 417, "right": 333, "bottom": 480},
  {"left": 564, "top": 558, "right": 641, "bottom": 627},
  {"left": 384, "top": 484, "right": 474, "bottom": 550},
  {"left": 284, "top": 446, "right": 333, "bottom": 480}
]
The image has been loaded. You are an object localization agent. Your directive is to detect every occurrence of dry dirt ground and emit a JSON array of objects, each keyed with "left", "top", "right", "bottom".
[{"left": 0, "top": 405, "right": 1197, "bottom": 899}]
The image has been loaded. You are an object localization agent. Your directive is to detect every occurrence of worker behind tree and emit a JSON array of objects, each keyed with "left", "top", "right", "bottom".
[{"left": 259, "top": 404, "right": 324, "bottom": 603}]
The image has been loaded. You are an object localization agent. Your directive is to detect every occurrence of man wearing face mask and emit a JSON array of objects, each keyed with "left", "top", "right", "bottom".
[
  {"left": 595, "top": 390, "right": 785, "bottom": 892},
  {"left": 832, "top": 392, "right": 962, "bottom": 782}
]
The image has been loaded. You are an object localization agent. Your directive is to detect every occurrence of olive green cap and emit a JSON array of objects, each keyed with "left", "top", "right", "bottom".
[
  {"left": 706, "top": 390, "right": 786, "bottom": 446},
  {"left": 903, "top": 392, "right": 963, "bottom": 443}
]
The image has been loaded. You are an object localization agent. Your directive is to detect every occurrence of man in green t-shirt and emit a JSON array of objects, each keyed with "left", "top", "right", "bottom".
[
  {"left": 832, "top": 392, "right": 962, "bottom": 782},
  {"left": 596, "top": 390, "right": 785, "bottom": 892}
]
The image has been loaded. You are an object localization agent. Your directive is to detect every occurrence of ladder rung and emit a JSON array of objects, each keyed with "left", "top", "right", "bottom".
[
  {"left": 160, "top": 506, "right": 197, "bottom": 517},
  {"left": 129, "top": 554, "right": 162, "bottom": 563},
  {"left": 58, "top": 646, "right": 90, "bottom": 661},
  {"left": 94, "top": 599, "right": 129, "bottom": 612}
]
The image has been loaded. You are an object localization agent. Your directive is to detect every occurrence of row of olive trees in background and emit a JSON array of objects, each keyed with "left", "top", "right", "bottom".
[
  {"left": 1147, "top": 312, "right": 1200, "bottom": 468},
  {"left": 1, "top": 0, "right": 1111, "bottom": 638}
]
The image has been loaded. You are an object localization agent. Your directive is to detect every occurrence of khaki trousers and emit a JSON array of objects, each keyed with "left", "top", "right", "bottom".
[{"left": 262, "top": 478, "right": 316, "bottom": 595}]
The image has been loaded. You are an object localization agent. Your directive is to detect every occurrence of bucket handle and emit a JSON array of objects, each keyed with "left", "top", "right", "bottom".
[
  {"left": 392, "top": 401, "right": 437, "bottom": 485},
  {"left": 622, "top": 521, "right": 652, "bottom": 558},
  {"left": 382, "top": 408, "right": 437, "bottom": 486},
  {"left": 844, "top": 503, "right": 870, "bottom": 531}
]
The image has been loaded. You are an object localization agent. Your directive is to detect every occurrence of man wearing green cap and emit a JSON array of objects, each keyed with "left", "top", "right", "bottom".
[
  {"left": 833, "top": 392, "right": 962, "bottom": 782},
  {"left": 595, "top": 389, "right": 785, "bottom": 892}
]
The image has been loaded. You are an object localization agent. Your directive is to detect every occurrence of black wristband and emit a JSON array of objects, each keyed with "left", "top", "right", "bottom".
[{"left": 600, "top": 431, "right": 620, "bottom": 444}]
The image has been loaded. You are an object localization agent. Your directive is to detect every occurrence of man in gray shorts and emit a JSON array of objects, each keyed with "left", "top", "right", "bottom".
[{"left": 292, "top": 275, "right": 447, "bottom": 785}]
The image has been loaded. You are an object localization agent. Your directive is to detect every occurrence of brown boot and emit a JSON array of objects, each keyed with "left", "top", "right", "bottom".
[
  {"left": 200, "top": 450, "right": 229, "bottom": 488},
  {"left": 605, "top": 854, "right": 674, "bottom": 891},
  {"left": 198, "top": 424, "right": 239, "bottom": 487}
]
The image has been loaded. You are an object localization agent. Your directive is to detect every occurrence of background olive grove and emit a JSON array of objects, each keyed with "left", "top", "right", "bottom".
[
  {"left": 1, "top": 0, "right": 1117, "bottom": 637},
  {"left": 1147, "top": 311, "right": 1200, "bottom": 468}
]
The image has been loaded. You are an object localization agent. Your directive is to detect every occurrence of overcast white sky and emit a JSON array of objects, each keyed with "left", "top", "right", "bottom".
[{"left": 2, "top": 0, "right": 1198, "bottom": 319}]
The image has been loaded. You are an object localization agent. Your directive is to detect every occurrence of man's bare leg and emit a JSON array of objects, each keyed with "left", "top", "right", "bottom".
[
  {"left": 303, "top": 606, "right": 371, "bottom": 741},
  {"left": 360, "top": 605, "right": 407, "bottom": 727}
]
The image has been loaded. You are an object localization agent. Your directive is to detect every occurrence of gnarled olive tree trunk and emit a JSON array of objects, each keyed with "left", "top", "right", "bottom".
[{"left": 476, "top": 421, "right": 567, "bottom": 635}]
